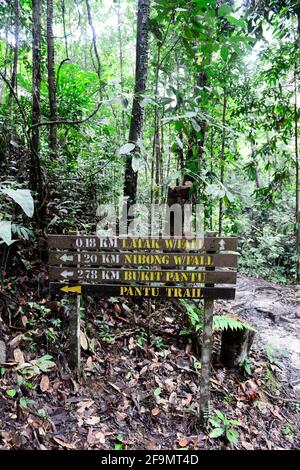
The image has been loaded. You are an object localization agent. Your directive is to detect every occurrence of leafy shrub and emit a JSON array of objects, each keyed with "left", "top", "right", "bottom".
[
  {"left": 0, "top": 184, "right": 34, "bottom": 245},
  {"left": 179, "top": 300, "right": 254, "bottom": 335},
  {"left": 209, "top": 409, "right": 241, "bottom": 444}
]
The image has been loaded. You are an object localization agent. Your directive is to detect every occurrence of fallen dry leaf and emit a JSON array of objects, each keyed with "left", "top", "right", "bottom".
[
  {"left": 178, "top": 437, "right": 189, "bottom": 447},
  {"left": 114, "top": 303, "right": 121, "bottom": 314},
  {"left": 86, "top": 356, "right": 93, "bottom": 368},
  {"left": 241, "top": 440, "right": 254, "bottom": 450},
  {"left": 40, "top": 375, "right": 49, "bottom": 392},
  {"left": 80, "top": 331, "right": 88, "bottom": 350},
  {"left": 95, "top": 431, "right": 106, "bottom": 444},
  {"left": 140, "top": 365, "right": 148, "bottom": 375},
  {"left": 13, "top": 348, "right": 25, "bottom": 364},
  {"left": 77, "top": 400, "right": 95, "bottom": 414},
  {"left": 85, "top": 416, "right": 100, "bottom": 426},
  {"left": 182, "top": 393, "right": 193, "bottom": 407},
  {"left": 151, "top": 407, "right": 160, "bottom": 416},
  {"left": 122, "top": 303, "right": 132, "bottom": 314},
  {"left": 87, "top": 428, "right": 95, "bottom": 446},
  {"left": 9, "top": 334, "right": 23, "bottom": 349},
  {"left": 53, "top": 437, "right": 76, "bottom": 450}
]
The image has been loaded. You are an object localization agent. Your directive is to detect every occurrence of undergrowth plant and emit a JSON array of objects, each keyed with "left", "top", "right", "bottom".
[
  {"left": 209, "top": 410, "right": 241, "bottom": 445},
  {"left": 179, "top": 300, "right": 255, "bottom": 335}
]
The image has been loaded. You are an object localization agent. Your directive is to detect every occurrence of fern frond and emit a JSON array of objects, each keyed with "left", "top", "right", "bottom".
[{"left": 213, "top": 315, "right": 255, "bottom": 332}]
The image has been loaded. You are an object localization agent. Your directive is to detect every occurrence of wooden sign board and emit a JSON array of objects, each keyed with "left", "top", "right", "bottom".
[
  {"left": 47, "top": 235, "right": 238, "bottom": 252},
  {"left": 49, "top": 283, "right": 236, "bottom": 299},
  {"left": 49, "top": 267, "right": 237, "bottom": 284},
  {"left": 49, "top": 251, "right": 238, "bottom": 268},
  {"left": 47, "top": 233, "right": 238, "bottom": 422},
  {"left": 48, "top": 234, "right": 238, "bottom": 300}
]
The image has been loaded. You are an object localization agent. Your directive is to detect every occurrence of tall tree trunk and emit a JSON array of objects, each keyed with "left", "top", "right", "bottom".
[
  {"left": 30, "top": 0, "right": 43, "bottom": 205},
  {"left": 9, "top": 0, "right": 19, "bottom": 108},
  {"left": 61, "top": 0, "right": 69, "bottom": 58},
  {"left": 295, "top": 71, "right": 300, "bottom": 283},
  {"left": 183, "top": 58, "right": 210, "bottom": 186},
  {"left": 209, "top": 129, "right": 214, "bottom": 231},
  {"left": 218, "top": 91, "right": 227, "bottom": 236},
  {"left": 176, "top": 59, "right": 184, "bottom": 178},
  {"left": 153, "top": 44, "right": 161, "bottom": 205},
  {"left": 296, "top": 13, "right": 300, "bottom": 283},
  {"left": 0, "top": 10, "right": 11, "bottom": 103},
  {"left": 85, "top": 0, "right": 102, "bottom": 95},
  {"left": 249, "top": 124, "right": 261, "bottom": 189},
  {"left": 123, "top": 0, "right": 151, "bottom": 207},
  {"left": 46, "top": 0, "right": 58, "bottom": 158},
  {"left": 117, "top": 0, "right": 126, "bottom": 142}
]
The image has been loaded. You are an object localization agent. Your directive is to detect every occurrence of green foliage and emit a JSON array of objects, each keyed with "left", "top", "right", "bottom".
[
  {"left": 209, "top": 409, "right": 241, "bottom": 445},
  {"left": 242, "top": 356, "right": 252, "bottom": 376},
  {"left": 179, "top": 299, "right": 203, "bottom": 333},
  {"left": 179, "top": 300, "right": 254, "bottom": 334},
  {"left": 0, "top": 185, "right": 34, "bottom": 245},
  {"left": 6, "top": 389, "right": 17, "bottom": 398},
  {"left": 213, "top": 315, "right": 255, "bottom": 332},
  {"left": 0, "top": 0, "right": 299, "bottom": 284},
  {"left": 16, "top": 355, "right": 56, "bottom": 378}
]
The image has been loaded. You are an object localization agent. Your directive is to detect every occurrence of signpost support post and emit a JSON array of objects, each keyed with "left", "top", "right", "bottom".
[
  {"left": 199, "top": 231, "right": 217, "bottom": 426},
  {"left": 67, "top": 231, "right": 81, "bottom": 374},
  {"left": 67, "top": 294, "right": 81, "bottom": 373}
]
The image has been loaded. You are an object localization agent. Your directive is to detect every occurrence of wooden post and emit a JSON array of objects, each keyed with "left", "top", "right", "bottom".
[
  {"left": 199, "top": 230, "right": 217, "bottom": 426},
  {"left": 67, "top": 294, "right": 81, "bottom": 372},
  {"left": 67, "top": 231, "right": 81, "bottom": 374}
]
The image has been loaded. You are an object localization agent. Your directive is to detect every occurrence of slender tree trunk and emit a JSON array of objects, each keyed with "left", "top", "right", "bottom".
[
  {"left": 0, "top": 3, "right": 12, "bottom": 104},
  {"left": 46, "top": 0, "right": 58, "bottom": 158},
  {"left": 9, "top": 0, "right": 19, "bottom": 108},
  {"left": 117, "top": 0, "right": 126, "bottom": 142},
  {"left": 85, "top": 0, "right": 102, "bottom": 95},
  {"left": 30, "top": 0, "right": 43, "bottom": 203},
  {"left": 218, "top": 91, "right": 227, "bottom": 236},
  {"left": 176, "top": 58, "right": 184, "bottom": 178},
  {"left": 183, "top": 58, "right": 211, "bottom": 185},
  {"left": 160, "top": 111, "right": 165, "bottom": 201},
  {"left": 153, "top": 45, "right": 161, "bottom": 204},
  {"left": 123, "top": 0, "right": 151, "bottom": 207},
  {"left": 250, "top": 134, "right": 261, "bottom": 189},
  {"left": 296, "top": 14, "right": 300, "bottom": 282},
  {"left": 295, "top": 71, "right": 300, "bottom": 282},
  {"left": 210, "top": 129, "right": 214, "bottom": 230},
  {"left": 61, "top": 0, "right": 69, "bottom": 58}
]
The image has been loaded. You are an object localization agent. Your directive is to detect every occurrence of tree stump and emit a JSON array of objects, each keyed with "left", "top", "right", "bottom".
[
  {"left": 166, "top": 182, "right": 192, "bottom": 236},
  {"left": 220, "top": 328, "right": 255, "bottom": 368}
]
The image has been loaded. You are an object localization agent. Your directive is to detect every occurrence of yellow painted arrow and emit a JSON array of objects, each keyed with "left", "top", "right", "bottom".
[{"left": 60, "top": 285, "right": 82, "bottom": 294}]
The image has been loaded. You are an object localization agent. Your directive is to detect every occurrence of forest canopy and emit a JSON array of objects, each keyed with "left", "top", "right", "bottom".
[{"left": 0, "top": 0, "right": 299, "bottom": 283}]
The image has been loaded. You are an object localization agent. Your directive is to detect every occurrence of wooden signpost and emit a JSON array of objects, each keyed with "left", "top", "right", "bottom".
[{"left": 47, "top": 233, "right": 238, "bottom": 425}]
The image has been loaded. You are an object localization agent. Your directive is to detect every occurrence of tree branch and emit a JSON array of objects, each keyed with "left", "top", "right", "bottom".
[{"left": 28, "top": 101, "right": 103, "bottom": 130}]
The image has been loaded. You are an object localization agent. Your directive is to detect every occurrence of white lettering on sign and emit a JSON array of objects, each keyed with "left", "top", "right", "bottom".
[
  {"left": 75, "top": 238, "right": 97, "bottom": 248},
  {"left": 101, "top": 270, "right": 120, "bottom": 280},
  {"left": 99, "top": 237, "right": 117, "bottom": 248},
  {"left": 78, "top": 269, "right": 98, "bottom": 280},
  {"left": 101, "top": 254, "right": 120, "bottom": 264},
  {"left": 77, "top": 253, "right": 98, "bottom": 263}
]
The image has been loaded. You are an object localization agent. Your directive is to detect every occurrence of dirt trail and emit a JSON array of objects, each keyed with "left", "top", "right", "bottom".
[{"left": 219, "top": 274, "right": 300, "bottom": 396}]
